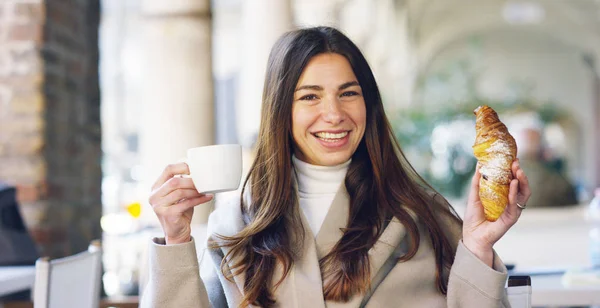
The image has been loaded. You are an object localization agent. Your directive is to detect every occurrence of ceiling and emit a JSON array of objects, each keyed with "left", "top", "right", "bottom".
[{"left": 405, "top": 0, "right": 600, "bottom": 66}]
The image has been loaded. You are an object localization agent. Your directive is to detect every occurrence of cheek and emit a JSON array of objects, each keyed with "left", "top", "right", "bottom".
[
  {"left": 351, "top": 103, "right": 367, "bottom": 131},
  {"left": 350, "top": 105, "right": 367, "bottom": 142},
  {"left": 359, "top": 109, "right": 367, "bottom": 128},
  {"left": 291, "top": 106, "right": 311, "bottom": 143},
  {"left": 292, "top": 107, "right": 315, "bottom": 134}
]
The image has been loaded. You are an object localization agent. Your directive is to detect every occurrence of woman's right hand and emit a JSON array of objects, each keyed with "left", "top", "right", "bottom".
[{"left": 149, "top": 163, "right": 214, "bottom": 245}]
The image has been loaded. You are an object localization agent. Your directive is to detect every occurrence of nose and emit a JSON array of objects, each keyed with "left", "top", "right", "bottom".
[{"left": 322, "top": 96, "right": 345, "bottom": 125}]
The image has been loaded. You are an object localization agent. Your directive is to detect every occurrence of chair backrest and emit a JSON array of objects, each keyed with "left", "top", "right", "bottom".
[
  {"left": 33, "top": 240, "right": 102, "bottom": 308},
  {"left": 0, "top": 185, "right": 39, "bottom": 266},
  {"left": 507, "top": 275, "right": 532, "bottom": 308}
]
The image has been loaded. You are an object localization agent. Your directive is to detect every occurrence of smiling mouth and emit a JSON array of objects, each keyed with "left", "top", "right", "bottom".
[{"left": 312, "top": 131, "right": 349, "bottom": 142}]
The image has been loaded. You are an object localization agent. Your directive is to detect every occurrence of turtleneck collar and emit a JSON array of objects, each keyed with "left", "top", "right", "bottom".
[{"left": 292, "top": 155, "right": 351, "bottom": 196}]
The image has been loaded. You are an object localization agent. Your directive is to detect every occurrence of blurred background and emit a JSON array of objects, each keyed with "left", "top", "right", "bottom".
[{"left": 1, "top": 0, "right": 599, "bottom": 303}]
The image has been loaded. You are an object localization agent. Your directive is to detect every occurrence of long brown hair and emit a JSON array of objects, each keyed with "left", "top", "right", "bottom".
[{"left": 210, "top": 26, "right": 462, "bottom": 307}]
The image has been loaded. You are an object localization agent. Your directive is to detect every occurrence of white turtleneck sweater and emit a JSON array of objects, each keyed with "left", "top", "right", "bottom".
[{"left": 292, "top": 155, "right": 351, "bottom": 237}]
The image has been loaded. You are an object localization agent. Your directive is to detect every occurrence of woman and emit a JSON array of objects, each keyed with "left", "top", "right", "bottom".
[{"left": 142, "top": 26, "right": 531, "bottom": 308}]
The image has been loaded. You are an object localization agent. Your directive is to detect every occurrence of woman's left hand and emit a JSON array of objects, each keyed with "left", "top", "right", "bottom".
[{"left": 462, "top": 159, "right": 532, "bottom": 267}]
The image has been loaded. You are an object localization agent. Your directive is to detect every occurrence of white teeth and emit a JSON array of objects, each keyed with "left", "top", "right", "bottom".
[{"left": 314, "top": 131, "right": 348, "bottom": 140}]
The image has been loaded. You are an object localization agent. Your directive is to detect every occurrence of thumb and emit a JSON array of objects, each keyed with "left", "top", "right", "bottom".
[
  {"left": 468, "top": 164, "right": 482, "bottom": 204},
  {"left": 466, "top": 164, "right": 484, "bottom": 218}
]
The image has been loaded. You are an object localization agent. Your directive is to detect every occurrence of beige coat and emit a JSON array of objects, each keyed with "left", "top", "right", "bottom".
[{"left": 141, "top": 186, "right": 511, "bottom": 308}]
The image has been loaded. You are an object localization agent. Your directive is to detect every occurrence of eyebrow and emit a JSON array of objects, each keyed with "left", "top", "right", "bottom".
[{"left": 295, "top": 81, "right": 360, "bottom": 92}]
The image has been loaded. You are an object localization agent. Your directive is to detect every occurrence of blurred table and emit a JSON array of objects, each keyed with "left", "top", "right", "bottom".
[
  {"left": 0, "top": 266, "right": 35, "bottom": 297},
  {"left": 492, "top": 204, "right": 591, "bottom": 269},
  {"left": 489, "top": 203, "right": 600, "bottom": 306},
  {"left": 454, "top": 202, "right": 600, "bottom": 306},
  {"left": 530, "top": 273, "right": 600, "bottom": 307}
]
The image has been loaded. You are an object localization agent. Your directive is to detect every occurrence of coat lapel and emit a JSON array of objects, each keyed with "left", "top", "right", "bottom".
[
  {"left": 314, "top": 184, "right": 351, "bottom": 259},
  {"left": 212, "top": 184, "right": 410, "bottom": 308},
  {"left": 315, "top": 185, "right": 408, "bottom": 276},
  {"left": 318, "top": 185, "right": 408, "bottom": 308},
  {"left": 273, "top": 177, "right": 327, "bottom": 308}
]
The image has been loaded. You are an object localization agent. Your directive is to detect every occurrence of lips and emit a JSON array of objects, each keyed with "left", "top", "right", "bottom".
[{"left": 313, "top": 131, "right": 349, "bottom": 141}]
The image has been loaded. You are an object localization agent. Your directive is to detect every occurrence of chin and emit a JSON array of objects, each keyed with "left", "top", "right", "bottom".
[{"left": 318, "top": 151, "right": 353, "bottom": 166}]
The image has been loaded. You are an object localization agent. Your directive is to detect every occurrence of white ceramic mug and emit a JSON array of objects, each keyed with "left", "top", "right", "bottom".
[{"left": 186, "top": 144, "right": 242, "bottom": 194}]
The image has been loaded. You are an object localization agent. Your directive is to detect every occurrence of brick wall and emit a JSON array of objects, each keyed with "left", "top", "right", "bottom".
[{"left": 0, "top": 0, "right": 101, "bottom": 258}]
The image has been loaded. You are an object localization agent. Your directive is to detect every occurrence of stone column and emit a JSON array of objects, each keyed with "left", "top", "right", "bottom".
[
  {"left": 588, "top": 54, "right": 600, "bottom": 189},
  {"left": 336, "top": 0, "right": 414, "bottom": 109},
  {"left": 293, "top": 0, "right": 341, "bottom": 27},
  {"left": 596, "top": 61, "right": 600, "bottom": 190},
  {"left": 391, "top": 5, "right": 415, "bottom": 108},
  {"left": 0, "top": 0, "right": 48, "bottom": 252},
  {"left": 139, "top": 0, "right": 214, "bottom": 223},
  {"left": 236, "top": 0, "right": 293, "bottom": 147},
  {"left": 0, "top": 0, "right": 102, "bottom": 258},
  {"left": 0, "top": 0, "right": 46, "bottom": 197}
]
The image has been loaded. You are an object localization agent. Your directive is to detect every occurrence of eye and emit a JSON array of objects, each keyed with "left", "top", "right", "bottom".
[
  {"left": 341, "top": 91, "right": 359, "bottom": 97},
  {"left": 299, "top": 94, "right": 318, "bottom": 101}
]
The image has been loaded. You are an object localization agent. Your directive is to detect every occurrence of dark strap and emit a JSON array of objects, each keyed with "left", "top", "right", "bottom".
[{"left": 359, "top": 237, "right": 408, "bottom": 308}]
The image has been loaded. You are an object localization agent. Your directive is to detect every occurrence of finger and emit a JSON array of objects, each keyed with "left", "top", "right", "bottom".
[
  {"left": 149, "top": 178, "right": 199, "bottom": 206},
  {"left": 151, "top": 163, "right": 191, "bottom": 191},
  {"left": 516, "top": 168, "right": 532, "bottom": 200},
  {"left": 501, "top": 178, "right": 521, "bottom": 224},
  {"left": 468, "top": 164, "right": 482, "bottom": 204},
  {"left": 167, "top": 194, "right": 214, "bottom": 214},
  {"left": 159, "top": 188, "right": 206, "bottom": 208},
  {"left": 465, "top": 165, "right": 484, "bottom": 219},
  {"left": 511, "top": 159, "right": 519, "bottom": 177},
  {"left": 156, "top": 177, "right": 197, "bottom": 198}
]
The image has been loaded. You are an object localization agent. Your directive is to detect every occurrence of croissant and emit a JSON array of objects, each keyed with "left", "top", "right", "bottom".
[{"left": 472, "top": 106, "right": 517, "bottom": 221}]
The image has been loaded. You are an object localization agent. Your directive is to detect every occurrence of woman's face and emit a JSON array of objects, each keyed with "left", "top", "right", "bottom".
[{"left": 292, "top": 53, "right": 367, "bottom": 166}]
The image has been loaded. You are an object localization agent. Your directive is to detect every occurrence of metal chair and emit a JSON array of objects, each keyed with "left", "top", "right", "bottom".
[{"left": 33, "top": 240, "right": 102, "bottom": 308}]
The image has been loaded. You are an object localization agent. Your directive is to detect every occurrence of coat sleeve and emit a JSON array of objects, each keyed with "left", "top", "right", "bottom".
[
  {"left": 447, "top": 241, "right": 511, "bottom": 307},
  {"left": 139, "top": 237, "right": 212, "bottom": 308},
  {"left": 431, "top": 193, "right": 512, "bottom": 308}
]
